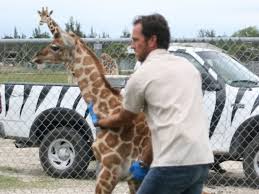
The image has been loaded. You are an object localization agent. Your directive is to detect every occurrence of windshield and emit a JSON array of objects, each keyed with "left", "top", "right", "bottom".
[{"left": 196, "top": 51, "right": 259, "bottom": 85}]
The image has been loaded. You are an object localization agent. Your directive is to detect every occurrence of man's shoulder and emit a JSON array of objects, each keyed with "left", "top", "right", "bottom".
[{"left": 130, "top": 67, "right": 146, "bottom": 82}]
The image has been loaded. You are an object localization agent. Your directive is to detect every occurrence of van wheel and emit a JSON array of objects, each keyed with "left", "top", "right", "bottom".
[
  {"left": 39, "top": 127, "right": 91, "bottom": 178},
  {"left": 243, "top": 135, "right": 259, "bottom": 186}
]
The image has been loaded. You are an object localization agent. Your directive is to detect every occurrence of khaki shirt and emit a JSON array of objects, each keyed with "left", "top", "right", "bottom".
[{"left": 123, "top": 49, "right": 214, "bottom": 167}]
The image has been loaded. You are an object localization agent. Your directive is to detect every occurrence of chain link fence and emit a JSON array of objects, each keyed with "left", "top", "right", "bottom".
[{"left": 1, "top": 37, "right": 259, "bottom": 193}]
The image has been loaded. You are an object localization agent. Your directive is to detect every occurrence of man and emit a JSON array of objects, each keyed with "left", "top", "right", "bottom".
[{"left": 95, "top": 14, "right": 214, "bottom": 194}]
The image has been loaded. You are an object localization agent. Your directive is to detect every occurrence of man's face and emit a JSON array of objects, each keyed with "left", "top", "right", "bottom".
[{"left": 131, "top": 23, "right": 150, "bottom": 62}]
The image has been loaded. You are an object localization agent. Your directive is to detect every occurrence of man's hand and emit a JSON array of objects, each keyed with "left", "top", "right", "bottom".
[
  {"left": 129, "top": 160, "right": 149, "bottom": 181},
  {"left": 87, "top": 101, "right": 99, "bottom": 126}
]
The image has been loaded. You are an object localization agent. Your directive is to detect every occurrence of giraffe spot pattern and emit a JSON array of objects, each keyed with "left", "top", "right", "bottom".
[
  {"left": 92, "top": 146, "right": 101, "bottom": 161},
  {"left": 75, "top": 57, "right": 81, "bottom": 63},
  {"left": 74, "top": 68, "right": 83, "bottom": 77},
  {"left": 99, "top": 142, "right": 112, "bottom": 155},
  {"left": 102, "top": 154, "right": 121, "bottom": 169},
  {"left": 93, "top": 79, "right": 103, "bottom": 88},
  {"left": 97, "top": 131, "right": 108, "bottom": 139},
  {"left": 75, "top": 46, "right": 82, "bottom": 55},
  {"left": 90, "top": 72, "right": 100, "bottom": 82},
  {"left": 141, "top": 136, "right": 150, "bottom": 147},
  {"left": 85, "top": 66, "right": 95, "bottom": 74},
  {"left": 100, "top": 169, "right": 111, "bottom": 179},
  {"left": 108, "top": 97, "right": 120, "bottom": 109},
  {"left": 133, "top": 135, "right": 142, "bottom": 145},
  {"left": 105, "top": 133, "right": 119, "bottom": 148},
  {"left": 136, "top": 122, "right": 147, "bottom": 135},
  {"left": 84, "top": 93, "right": 97, "bottom": 103},
  {"left": 98, "top": 101, "right": 109, "bottom": 115},
  {"left": 120, "top": 128, "right": 134, "bottom": 141},
  {"left": 99, "top": 179, "right": 112, "bottom": 191},
  {"left": 132, "top": 148, "right": 138, "bottom": 158},
  {"left": 117, "top": 143, "right": 132, "bottom": 158},
  {"left": 95, "top": 185, "right": 102, "bottom": 193},
  {"left": 84, "top": 56, "right": 94, "bottom": 65},
  {"left": 100, "top": 89, "right": 111, "bottom": 98},
  {"left": 78, "top": 79, "right": 88, "bottom": 90},
  {"left": 92, "top": 87, "right": 99, "bottom": 95}
]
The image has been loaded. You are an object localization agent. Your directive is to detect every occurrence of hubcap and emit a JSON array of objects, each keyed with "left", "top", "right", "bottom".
[
  {"left": 253, "top": 150, "right": 259, "bottom": 176},
  {"left": 48, "top": 139, "right": 75, "bottom": 170}
]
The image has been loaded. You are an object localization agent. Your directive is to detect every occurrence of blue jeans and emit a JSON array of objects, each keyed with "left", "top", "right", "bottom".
[{"left": 137, "top": 164, "right": 209, "bottom": 194}]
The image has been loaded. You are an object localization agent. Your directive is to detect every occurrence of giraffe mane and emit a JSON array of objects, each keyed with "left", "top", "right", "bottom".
[{"left": 77, "top": 38, "right": 121, "bottom": 96}]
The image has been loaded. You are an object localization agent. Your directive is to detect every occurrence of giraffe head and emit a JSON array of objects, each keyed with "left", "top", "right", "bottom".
[
  {"left": 32, "top": 31, "right": 105, "bottom": 77},
  {"left": 32, "top": 32, "right": 77, "bottom": 69},
  {"left": 38, "top": 7, "right": 53, "bottom": 25}
]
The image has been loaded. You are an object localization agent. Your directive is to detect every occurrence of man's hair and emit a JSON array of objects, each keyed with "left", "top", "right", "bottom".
[{"left": 133, "top": 13, "right": 170, "bottom": 49}]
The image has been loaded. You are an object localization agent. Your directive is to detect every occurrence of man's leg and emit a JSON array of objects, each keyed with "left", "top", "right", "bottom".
[
  {"left": 137, "top": 167, "right": 183, "bottom": 194},
  {"left": 137, "top": 165, "right": 209, "bottom": 194},
  {"left": 182, "top": 165, "right": 209, "bottom": 194}
]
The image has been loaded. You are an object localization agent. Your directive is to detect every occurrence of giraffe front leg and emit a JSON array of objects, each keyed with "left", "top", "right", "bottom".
[
  {"left": 95, "top": 166, "right": 120, "bottom": 194},
  {"left": 127, "top": 179, "right": 141, "bottom": 194}
]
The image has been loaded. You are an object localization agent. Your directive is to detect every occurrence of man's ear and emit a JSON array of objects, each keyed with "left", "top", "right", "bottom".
[{"left": 148, "top": 35, "right": 158, "bottom": 49}]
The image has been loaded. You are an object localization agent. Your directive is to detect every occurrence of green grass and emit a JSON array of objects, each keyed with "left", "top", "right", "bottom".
[
  {"left": 0, "top": 175, "right": 55, "bottom": 189},
  {"left": 0, "top": 166, "right": 19, "bottom": 173},
  {"left": 0, "top": 72, "right": 69, "bottom": 84}
]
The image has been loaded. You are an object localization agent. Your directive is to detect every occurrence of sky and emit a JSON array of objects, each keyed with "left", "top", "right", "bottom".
[{"left": 0, "top": 0, "right": 259, "bottom": 38}]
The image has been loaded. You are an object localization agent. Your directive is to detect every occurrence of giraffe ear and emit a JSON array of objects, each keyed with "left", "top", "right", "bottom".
[
  {"left": 49, "top": 10, "right": 53, "bottom": 15},
  {"left": 60, "top": 32, "right": 75, "bottom": 48}
]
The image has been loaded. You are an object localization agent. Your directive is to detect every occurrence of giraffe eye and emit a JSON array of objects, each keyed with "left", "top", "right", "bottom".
[{"left": 50, "top": 44, "right": 60, "bottom": 52}]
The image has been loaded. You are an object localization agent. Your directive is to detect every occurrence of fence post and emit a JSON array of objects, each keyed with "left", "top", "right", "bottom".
[{"left": 94, "top": 42, "right": 102, "bottom": 57}]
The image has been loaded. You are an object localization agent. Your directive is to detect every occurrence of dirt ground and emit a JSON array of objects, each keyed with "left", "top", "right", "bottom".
[{"left": 0, "top": 138, "right": 258, "bottom": 194}]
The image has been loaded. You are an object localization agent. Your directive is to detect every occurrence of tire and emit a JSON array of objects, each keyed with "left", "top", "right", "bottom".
[
  {"left": 39, "top": 127, "right": 91, "bottom": 178},
  {"left": 243, "top": 135, "right": 259, "bottom": 186}
]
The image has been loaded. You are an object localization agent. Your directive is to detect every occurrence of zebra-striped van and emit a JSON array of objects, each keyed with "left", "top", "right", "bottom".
[{"left": 0, "top": 75, "right": 127, "bottom": 178}]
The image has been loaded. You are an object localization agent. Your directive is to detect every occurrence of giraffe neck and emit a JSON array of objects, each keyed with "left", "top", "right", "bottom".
[
  {"left": 71, "top": 41, "right": 121, "bottom": 117},
  {"left": 47, "top": 17, "right": 61, "bottom": 35}
]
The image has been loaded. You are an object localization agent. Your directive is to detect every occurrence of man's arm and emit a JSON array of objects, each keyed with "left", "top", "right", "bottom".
[{"left": 97, "top": 108, "right": 138, "bottom": 129}]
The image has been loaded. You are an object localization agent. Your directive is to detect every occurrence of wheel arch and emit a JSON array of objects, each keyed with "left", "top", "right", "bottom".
[
  {"left": 230, "top": 114, "right": 259, "bottom": 158},
  {"left": 29, "top": 107, "right": 94, "bottom": 147}
]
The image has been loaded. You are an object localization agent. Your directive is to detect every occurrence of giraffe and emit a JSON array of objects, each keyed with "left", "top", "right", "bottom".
[
  {"left": 100, "top": 53, "right": 119, "bottom": 75},
  {"left": 32, "top": 30, "right": 152, "bottom": 194},
  {"left": 38, "top": 7, "right": 62, "bottom": 36}
]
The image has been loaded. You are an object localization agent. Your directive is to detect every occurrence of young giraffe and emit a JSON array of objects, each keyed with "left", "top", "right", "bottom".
[
  {"left": 32, "top": 30, "right": 152, "bottom": 193},
  {"left": 38, "top": 7, "right": 62, "bottom": 36}
]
